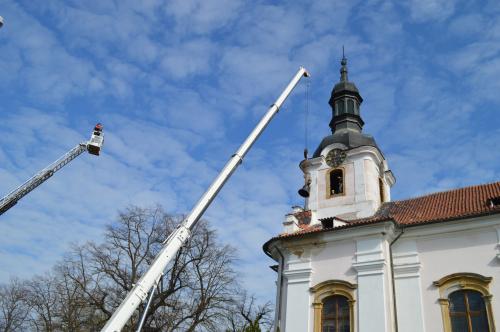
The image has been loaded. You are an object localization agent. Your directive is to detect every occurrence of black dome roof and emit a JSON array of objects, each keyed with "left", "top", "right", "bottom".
[{"left": 312, "top": 130, "right": 380, "bottom": 158}]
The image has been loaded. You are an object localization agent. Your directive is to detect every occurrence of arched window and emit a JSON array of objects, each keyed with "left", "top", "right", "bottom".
[
  {"left": 434, "top": 273, "right": 496, "bottom": 332},
  {"left": 329, "top": 169, "right": 344, "bottom": 197},
  {"left": 449, "top": 290, "right": 489, "bottom": 331},
  {"left": 311, "top": 280, "right": 356, "bottom": 332},
  {"left": 322, "top": 295, "right": 350, "bottom": 332}
]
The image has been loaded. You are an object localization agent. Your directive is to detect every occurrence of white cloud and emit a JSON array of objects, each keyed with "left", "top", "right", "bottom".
[
  {"left": 160, "top": 38, "right": 215, "bottom": 79},
  {"left": 219, "top": 47, "right": 295, "bottom": 105},
  {"left": 164, "top": 0, "right": 244, "bottom": 35},
  {"left": 406, "top": 0, "right": 456, "bottom": 23},
  {"left": 233, "top": 4, "right": 306, "bottom": 51},
  {"left": 448, "top": 13, "right": 486, "bottom": 37},
  {"left": 0, "top": 2, "right": 98, "bottom": 103},
  {"left": 1, "top": 0, "right": 500, "bottom": 311},
  {"left": 307, "top": 0, "right": 360, "bottom": 34}
]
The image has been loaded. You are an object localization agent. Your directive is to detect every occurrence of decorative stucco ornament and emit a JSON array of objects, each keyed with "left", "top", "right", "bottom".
[{"left": 325, "top": 148, "right": 347, "bottom": 167}]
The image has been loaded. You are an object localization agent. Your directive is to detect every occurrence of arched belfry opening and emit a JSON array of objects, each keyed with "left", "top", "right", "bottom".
[{"left": 328, "top": 169, "right": 344, "bottom": 197}]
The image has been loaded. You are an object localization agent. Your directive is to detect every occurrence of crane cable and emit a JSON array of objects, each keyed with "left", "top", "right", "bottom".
[{"left": 303, "top": 78, "right": 310, "bottom": 160}]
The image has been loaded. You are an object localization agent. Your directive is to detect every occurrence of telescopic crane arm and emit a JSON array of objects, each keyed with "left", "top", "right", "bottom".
[
  {"left": 101, "top": 67, "right": 310, "bottom": 332},
  {"left": 0, "top": 124, "right": 104, "bottom": 216}
]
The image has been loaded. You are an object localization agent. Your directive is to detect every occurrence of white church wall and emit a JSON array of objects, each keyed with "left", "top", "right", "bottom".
[
  {"left": 278, "top": 223, "right": 397, "bottom": 332},
  {"left": 308, "top": 238, "right": 358, "bottom": 331},
  {"left": 310, "top": 238, "right": 357, "bottom": 286},
  {"left": 406, "top": 216, "right": 500, "bottom": 332},
  {"left": 276, "top": 218, "right": 500, "bottom": 332},
  {"left": 358, "top": 157, "right": 381, "bottom": 217}
]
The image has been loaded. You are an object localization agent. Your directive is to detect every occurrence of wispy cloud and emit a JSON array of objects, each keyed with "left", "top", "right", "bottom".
[
  {"left": 0, "top": 0, "right": 499, "bottom": 304},
  {"left": 405, "top": 0, "right": 456, "bottom": 23}
]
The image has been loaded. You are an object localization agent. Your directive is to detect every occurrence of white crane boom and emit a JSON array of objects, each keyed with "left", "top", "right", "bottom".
[
  {"left": 101, "top": 67, "right": 310, "bottom": 331},
  {"left": 0, "top": 124, "right": 104, "bottom": 216}
]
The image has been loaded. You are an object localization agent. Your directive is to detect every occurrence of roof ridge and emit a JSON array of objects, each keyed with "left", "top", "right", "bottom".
[{"left": 392, "top": 180, "right": 500, "bottom": 204}]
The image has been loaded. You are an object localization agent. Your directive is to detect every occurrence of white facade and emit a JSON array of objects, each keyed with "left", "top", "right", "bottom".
[
  {"left": 265, "top": 119, "right": 500, "bottom": 332},
  {"left": 267, "top": 214, "right": 500, "bottom": 332}
]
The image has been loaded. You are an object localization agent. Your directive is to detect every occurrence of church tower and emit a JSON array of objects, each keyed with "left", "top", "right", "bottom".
[{"left": 296, "top": 55, "right": 395, "bottom": 227}]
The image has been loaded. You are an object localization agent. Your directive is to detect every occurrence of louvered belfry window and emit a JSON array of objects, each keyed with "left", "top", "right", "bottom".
[
  {"left": 449, "top": 290, "right": 490, "bottom": 332},
  {"left": 322, "top": 295, "right": 350, "bottom": 332}
]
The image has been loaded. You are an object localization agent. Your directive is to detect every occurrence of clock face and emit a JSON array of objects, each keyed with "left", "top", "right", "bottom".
[{"left": 325, "top": 149, "right": 347, "bottom": 167}]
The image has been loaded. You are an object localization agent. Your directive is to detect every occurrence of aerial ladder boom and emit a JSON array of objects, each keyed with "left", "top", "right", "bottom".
[
  {"left": 102, "top": 67, "right": 309, "bottom": 331},
  {"left": 0, "top": 124, "right": 104, "bottom": 216}
]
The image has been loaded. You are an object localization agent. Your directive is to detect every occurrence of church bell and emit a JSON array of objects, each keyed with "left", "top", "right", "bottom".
[{"left": 298, "top": 183, "right": 310, "bottom": 198}]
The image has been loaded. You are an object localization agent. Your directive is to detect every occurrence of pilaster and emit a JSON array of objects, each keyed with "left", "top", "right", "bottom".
[
  {"left": 392, "top": 239, "right": 426, "bottom": 332},
  {"left": 283, "top": 253, "right": 313, "bottom": 332},
  {"left": 353, "top": 236, "right": 392, "bottom": 332}
]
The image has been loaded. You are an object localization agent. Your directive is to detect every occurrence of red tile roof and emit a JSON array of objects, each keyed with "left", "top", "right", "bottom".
[{"left": 277, "top": 181, "right": 500, "bottom": 239}]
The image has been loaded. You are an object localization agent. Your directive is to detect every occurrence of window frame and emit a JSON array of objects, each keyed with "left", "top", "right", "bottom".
[
  {"left": 433, "top": 273, "right": 496, "bottom": 332},
  {"left": 326, "top": 167, "right": 346, "bottom": 199},
  {"left": 310, "top": 280, "right": 356, "bottom": 332}
]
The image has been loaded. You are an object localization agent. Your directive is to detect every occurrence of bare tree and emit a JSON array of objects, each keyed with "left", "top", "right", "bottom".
[
  {"left": 0, "top": 205, "right": 268, "bottom": 331},
  {"left": 25, "top": 274, "right": 60, "bottom": 331},
  {"left": 59, "top": 205, "right": 238, "bottom": 331},
  {"left": 225, "top": 292, "right": 272, "bottom": 332},
  {"left": 0, "top": 278, "right": 29, "bottom": 332}
]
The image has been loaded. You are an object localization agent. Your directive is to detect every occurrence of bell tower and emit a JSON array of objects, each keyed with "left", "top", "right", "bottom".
[{"left": 297, "top": 55, "right": 395, "bottom": 226}]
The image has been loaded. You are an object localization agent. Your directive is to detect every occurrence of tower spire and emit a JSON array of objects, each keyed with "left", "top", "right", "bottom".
[
  {"left": 312, "top": 49, "right": 380, "bottom": 159},
  {"left": 340, "top": 46, "right": 348, "bottom": 82},
  {"left": 327, "top": 49, "right": 364, "bottom": 134}
]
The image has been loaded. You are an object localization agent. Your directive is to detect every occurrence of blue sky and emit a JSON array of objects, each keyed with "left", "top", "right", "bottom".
[{"left": 0, "top": 0, "right": 499, "bottom": 304}]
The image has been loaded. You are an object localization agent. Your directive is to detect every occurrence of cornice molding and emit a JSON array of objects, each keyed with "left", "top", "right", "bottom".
[
  {"left": 301, "top": 144, "right": 386, "bottom": 171},
  {"left": 354, "top": 249, "right": 383, "bottom": 262},
  {"left": 283, "top": 267, "right": 313, "bottom": 284},
  {"left": 393, "top": 262, "right": 421, "bottom": 279},
  {"left": 278, "top": 223, "right": 396, "bottom": 252},
  {"left": 402, "top": 215, "right": 500, "bottom": 239},
  {"left": 352, "top": 259, "right": 386, "bottom": 276}
]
